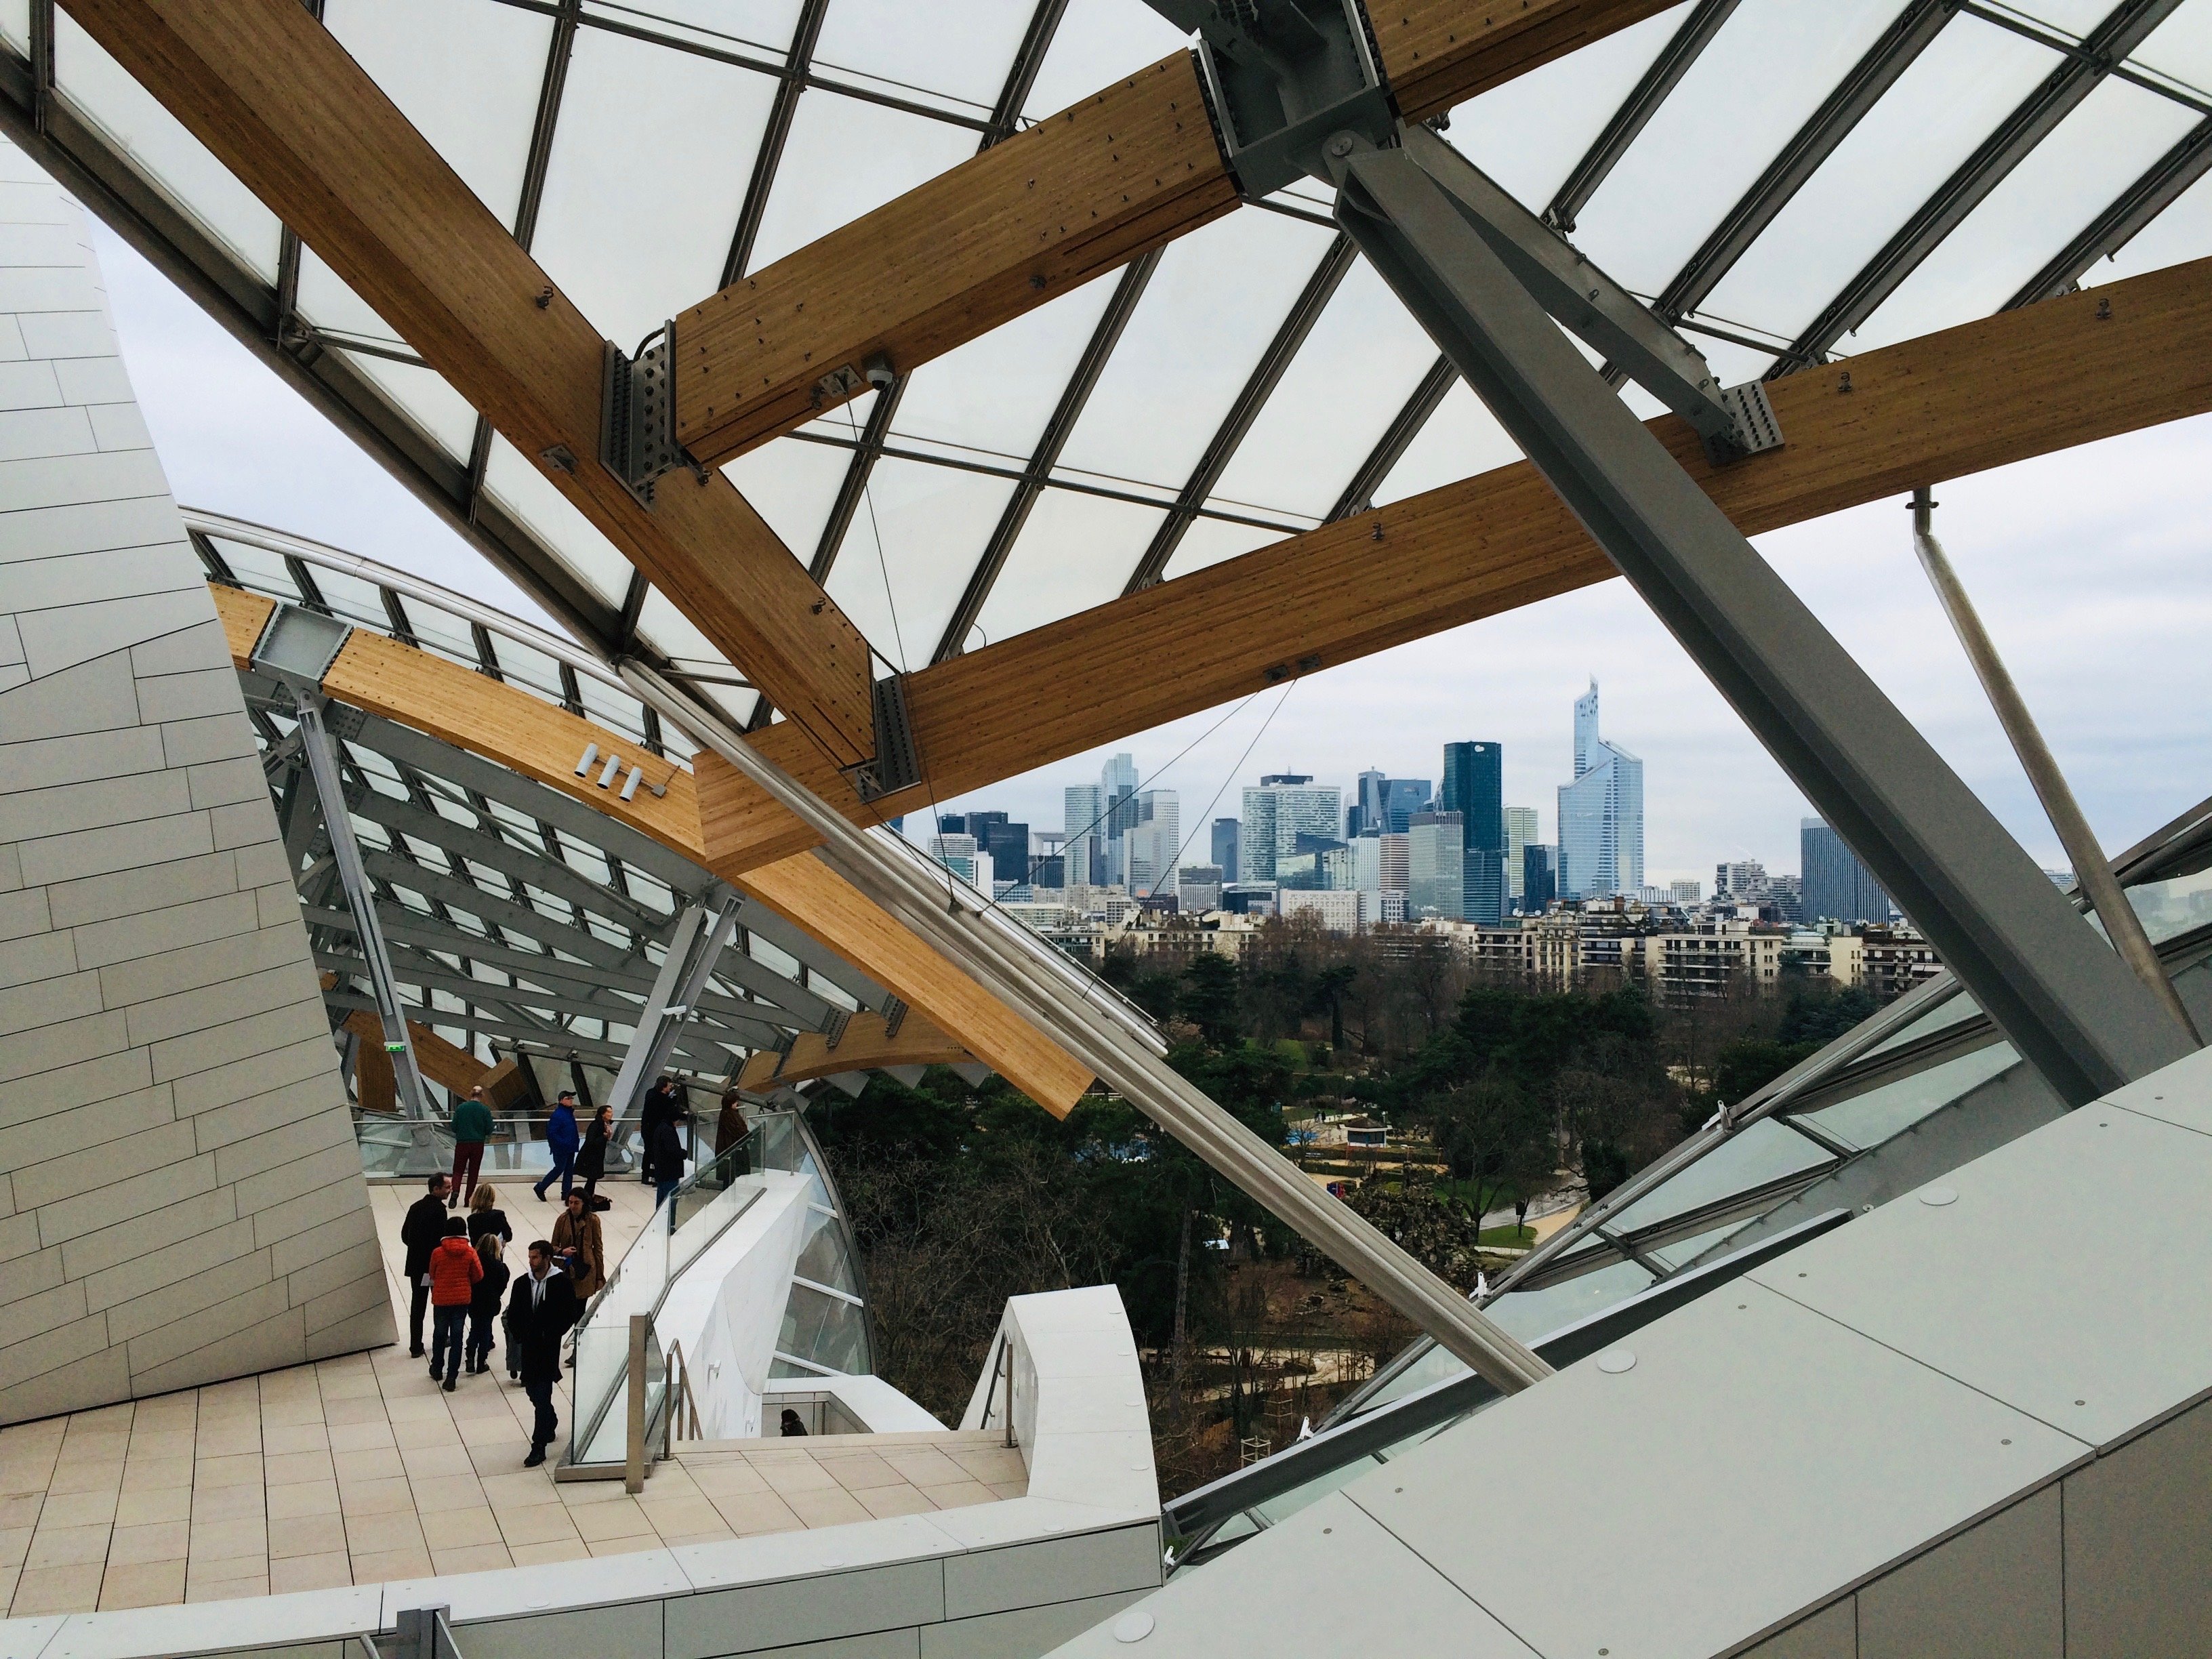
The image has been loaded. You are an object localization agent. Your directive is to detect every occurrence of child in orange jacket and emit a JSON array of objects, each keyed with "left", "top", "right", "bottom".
[{"left": 428, "top": 1217, "right": 482, "bottom": 1391}]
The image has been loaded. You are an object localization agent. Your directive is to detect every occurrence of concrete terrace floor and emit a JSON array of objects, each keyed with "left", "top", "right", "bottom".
[{"left": 0, "top": 1176, "right": 1022, "bottom": 1617}]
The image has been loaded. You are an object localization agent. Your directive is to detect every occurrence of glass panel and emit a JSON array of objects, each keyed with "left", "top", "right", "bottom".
[
  {"left": 792, "top": 1204, "right": 861, "bottom": 1295},
  {"left": 721, "top": 434, "right": 853, "bottom": 565},
  {"left": 779, "top": 1281, "right": 869, "bottom": 1374},
  {"left": 581, "top": 1, "right": 805, "bottom": 56},
  {"left": 971, "top": 491, "right": 1167, "bottom": 649},
  {"left": 1798, "top": 1042, "right": 2022, "bottom": 1151},
  {"left": 324, "top": 0, "right": 548, "bottom": 230},
  {"left": 1021, "top": 0, "right": 1191, "bottom": 123},
  {"left": 0, "top": 1, "right": 26, "bottom": 50},
  {"left": 209, "top": 536, "right": 306, "bottom": 600},
  {"left": 1370, "top": 380, "right": 1524, "bottom": 508},
  {"left": 1481, "top": 1252, "right": 1660, "bottom": 1345},
  {"left": 812, "top": 0, "right": 1031, "bottom": 113},
  {"left": 1603, "top": 1118, "right": 1832, "bottom": 1235},
  {"left": 532, "top": 23, "right": 777, "bottom": 346},
  {"left": 480, "top": 433, "right": 636, "bottom": 605},
  {"left": 821, "top": 455, "right": 1017, "bottom": 668},
  {"left": 894, "top": 279, "right": 1118, "bottom": 463},
  {"left": 54, "top": 14, "right": 283, "bottom": 281},
  {"left": 1157, "top": 516, "right": 1283, "bottom": 584},
  {"left": 635, "top": 587, "right": 745, "bottom": 693},
  {"left": 2137, "top": 5, "right": 2212, "bottom": 87},
  {"left": 1645, "top": 1216, "right": 1757, "bottom": 1275},
  {"left": 743, "top": 89, "right": 978, "bottom": 275},
  {"left": 1862, "top": 983, "right": 1976, "bottom": 1058},
  {"left": 2128, "top": 865, "right": 2212, "bottom": 943}
]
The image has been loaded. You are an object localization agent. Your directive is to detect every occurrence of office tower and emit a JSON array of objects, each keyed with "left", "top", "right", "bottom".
[
  {"left": 937, "top": 813, "right": 968, "bottom": 836},
  {"left": 1466, "top": 847, "right": 1507, "bottom": 926},
  {"left": 1240, "top": 776, "right": 1340, "bottom": 883},
  {"left": 927, "top": 833, "right": 991, "bottom": 893},
  {"left": 1503, "top": 805, "right": 1538, "bottom": 900},
  {"left": 1556, "top": 680, "right": 1643, "bottom": 899},
  {"left": 1064, "top": 783, "right": 1103, "bottom": 888},
  {"left": 1357, "top": 769, "right": 1388, "bottom": 834},
  {"left": 1032, "top": 855, "right": 1065, "bottom": 889},
  {"left": 1523, "top": 844, "right": 1557, "bottom": 912},
  {"left": 1124, "top": 790, "right": 1181, "bottom": 895},
  {"left": 1408, "top": 811, "right": 1466, "bottom": 920},
  {"left": 1177, "top": 864, "right": 1224, "bottom": 914},
  {"left": 1099, "top": 752, "right": 1138, "bottom": 886},
  {"left": 1384, "top": 778, "right": 1431, "bottom": 834},
  {"left": 1212, "top": 817, "right": 1240, "bottom": 882},
  {"left": 1348, "top": 833, "right": 1382, "bottom": 893},
  {"left": 967, "top": 812, "right": 1028, "bottom": 888},
  {"left": 1715, "top": 860, "right": 1768, "bottom": 902},
  {"left": 1380, "top": 832, "right": 1410, "bottom": 893},
  {"left": 1802, "top": 817, "right": 1892, "bottom": 924},
  {"left": 1441, "top": 741, "right": 1504, "bottom": 854},
  {"left": 1671, "top": 878, "right": 1702, "bottom": 906}
]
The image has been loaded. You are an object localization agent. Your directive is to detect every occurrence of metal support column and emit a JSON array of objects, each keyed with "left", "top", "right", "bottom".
[
  {"left": 607, "top": 891, "right": 744, "bottom": 1142},
  {"left": 293, "top": 690, "right": 436, "bottom": 1120},
  {"left": 1322, "top": 127, "right": 2192, "bottom": 1105},
  {"left": 1909, "top": 489, "right": 2198, "bottom": 1042}
]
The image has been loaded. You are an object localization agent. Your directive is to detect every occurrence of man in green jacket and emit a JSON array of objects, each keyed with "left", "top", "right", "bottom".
[{"left": 450, "top": 1084, "right": 494, "bottom": 1208}]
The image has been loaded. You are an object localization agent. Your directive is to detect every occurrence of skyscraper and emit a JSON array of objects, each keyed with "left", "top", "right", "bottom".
[
  {"left": 1441, "top": 741, "right": 1503, "bottom": 854},
  {"left": 1101, "top": 752, "right": 1138, "bottom": 886},
  {"left": 1523, "top": 844, "right": 1557, "bottom": 912},
  {"left": 1466, "top": 848, "right": 1507, "bottom": 926},
  {"left": 1124, "top": 790, "right": 1181, "bottom": 896},
  {"left": 1384, "top": 779, "right": 1430, "bottom": 834},
  {"left": 1557, "top": 680, "right": 1643, "bottom": 900},
  {"left": 1801, "top": 817, "right": 1891, "bottom": 924},
  {"left": 1357, "top": 769, "right": 1388, "bottom": 835},
  {"left": 1240, "top": 775, "right": 1340, "bottom": 883},
  {"left": 1502, "top": 805, "right": 1538, "bottom": 901},
  {"left": 1408, "top": 811, "right": 1466, "bottom": 920},
  {"left": 1212, "top": 817, "right": 1240, "bottom": 882},
  {"left": 1063, "top": 783, "right": 1103, "bottom": 888}
]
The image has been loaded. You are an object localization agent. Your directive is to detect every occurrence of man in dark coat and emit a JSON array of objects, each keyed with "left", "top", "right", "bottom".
[
  {"left": 506, "top": 1241, "right": 579, "bottom": 1467},
  {"left": 645, "top": 1106, "right": 689, "bottom": 1210},
  {"left": 637, "top": 1075, "right": 684, "bottom": 1181},
  {"left": 399, "top": 1173, "right": 451, "bottom": 1357}
]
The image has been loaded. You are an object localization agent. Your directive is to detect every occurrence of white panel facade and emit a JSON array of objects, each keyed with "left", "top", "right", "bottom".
[{"left": 0, "top": 138, "right": 390, "bottom": 1423}]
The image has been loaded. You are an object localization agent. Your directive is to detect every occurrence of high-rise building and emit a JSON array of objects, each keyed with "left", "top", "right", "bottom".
[
  {"left": 1240, "top": 775, "right": 1340, "bottom": 883},
  {"left": 1347, "top": 832, "right": 1382, "bottom": 893},
  {"left": 1671, "top": 878, "right": 1703, "bottom": 906},
  {"left": 1064, "top": 783, "right": 1103, "bottom": 888},
  {"left": 1384, "top": 779, "right": 1430, "bottom": 834},
  {"left": 1380, "top": 832, "right": 1410, "bottom": 894},
  {"left": 1802, "top": 817, "right": 1892, "bottom": 924},
  {"left": 1408, "top": 811, "right": 1466, "bottom": 920},
  {"left": 1123, "top": 790, "right": 1181, "bottom": 896},
  {"left": 1715, "top": 860, "right": 1768, "bottom": 902},
  {"left": 1100, "top": 752, "right": 1138, "bottom": 886},
  {"left": 927, "top": 833, "right": 992, "bottom": 893},
  {"left": 1557, "top": 680, "right": 1643, "bottom": 900},
  {"left": 966, "top": 812, "right": 1029, "bottom": 890},
  {"left": 1212, "top": 816, "right": 1240, "bottom": 882},
  {"left": 1523, "top": 844, "right": 1557, "bottom": 912},
  {"left": 1503, "top": 805, "right": 1538, "bottom": 900},
  {"left": 1177, "top": 864, "right": 1224, "bottom": 914},
  {"left": 1466, "top": 847, "right": 1507, "bottom": 926},
  {"left": 1441, "top": 741, "right": 1504, "bottom": 854},
  {"left": 1357, "top": 769, "right": 1388, "bottom": 835}
]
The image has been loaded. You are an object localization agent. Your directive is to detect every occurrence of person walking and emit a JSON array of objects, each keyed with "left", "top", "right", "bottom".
[
  {"left": 645, "top": 1103, "right": 689, "bottom": 1210},
  {"left": 550, "top": 1189, "right": 606, "bottom": 1301},
  {"left": 466, "top": 1234, "right": 510, "bottom": 1376},
  {"left": 506, "top": 1242, "right": 578, "bottom": 1467},
  {"left": 637, "top": 1073, "right": 684, "bottom": 1181},
  {"left": 574, "top": 1104, "right": 613, "bottom": 1211},
  {"left": 466, "top": 1181, "right": 512, "bottom": 1253},
  {"left": 534, "top": 1090, "right": 580, "bottom": 1203},
  {"left": 714, "top": 1086, "right": 750, "bottom": 1175},
  {"left": 428, "top": 1216, "right": 482, "bottom": 1391},
  {"left": 449, "top": 1083, "right": 494, "bottom": 1206},
  {"left": 400, "top": 1174, "right": 451, "bottom": 1357}
]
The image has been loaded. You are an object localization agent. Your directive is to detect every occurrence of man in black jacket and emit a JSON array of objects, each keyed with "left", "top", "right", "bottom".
[
  {"left": 637, "top": 1075, "right": 684, "bottom": 1181},
  {"left": 399, "top": 1174, "right": 451, "bottom": 1356},
  {"left": 645, "top": 1107, "right": 689, "bottom": 1210},
  {"left": 506, "top": 1241, "right": 579, "bottom": 1467}
]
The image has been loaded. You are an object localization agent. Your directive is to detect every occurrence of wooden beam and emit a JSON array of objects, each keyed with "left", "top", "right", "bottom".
[
  {"left": 693, "top": 255, "right": 2212, "bottom": 873},
  {"left": 665, "top": 3, "right": 1672, "bottom": 467},
  {"left": 339, "top": 1007, "right": 520, "bottom": 1102},
  {"left": 72, "top": 0, "right": 877, "bottom": 768},
  {"left": 735, "top": 1010, "right": 972, "bottom": 1093},
  {"left": 215, "top": 582, "right": 1094, "bottom": 1113}
]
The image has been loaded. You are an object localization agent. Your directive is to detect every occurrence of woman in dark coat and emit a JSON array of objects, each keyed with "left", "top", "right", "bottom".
[
  {"left": 714, "top": 1087, "right": 750, "bottom": 1174},
  {"left": 574, "top": 1104, "right": 612, "bottom": 1210}
]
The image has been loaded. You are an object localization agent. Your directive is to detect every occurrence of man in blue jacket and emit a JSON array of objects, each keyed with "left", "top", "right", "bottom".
[{"left": 534, "top": 1089, "right": 580, "bottom": 1204}]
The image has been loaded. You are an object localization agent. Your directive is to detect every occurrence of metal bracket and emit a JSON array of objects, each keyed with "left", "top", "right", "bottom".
[
  {"left": 1153, "top": 0, "right": 1394, "bottom": 199},
  {"left": 389, "top": 1602, "right": 462, "bottom": 1659},
  {"left": 845, "top": 672, "right": 923, "bottom": 803},
  {"left": 600, "top": 321, "right": 682, "bottom": 508},
  {"left": 820, "top": 1006, "right": 852, "bottom": 1050},
  {"left": 881, "top": 995, "right": 908, "bottom": 1039}
]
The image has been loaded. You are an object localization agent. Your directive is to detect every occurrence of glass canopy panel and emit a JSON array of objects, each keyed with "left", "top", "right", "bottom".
[
  {"left": 1437, "top": 0, "right": 1711, "bottom": 215},
  {"left": 970, "top": 490, "right": 1168, "bottom": 649},
  {"left": 1602, "top": 1117, "right": 1832, "bottom": 1235},
  {"left": 208, "top": 536, "right": 304, "bottom": 600},
  {"left": 811, "top": 0, "right": 1031, "bottom": 115},
  {"left": 636, "top": 586, "right": 750, "bottom": 694},
  {"left": 1370, "top": 380, "right": 1524, "bottom": 508},
  {"left": 820, "top": 455, "right": 1017, "bottom": 668},
  {"left": 2129, "top": 865, "right": 2212, "bottom": 941},
  {"left": 1157, "top": 516, "right": 1282, "bottom": 584},
  {"left": 1021, "top": 0, "right": 1193, "bottom": 123},
  {"left": 1796, "top": 1042, "right": 2022, "bottom": 1153},
  {"left": 480, "top": 433, "right": 636, "bottom": 607},
  {"left": 1481, "top": 1252, "right": 1659, "bottom": 1344},
  {"left": 1701, "top": 14, "right": 2061, "bottom": 345},
  {"left": 743, "top": 89, "right": 980, "bottom": 276},
  {"left": 1565, "top": 1, "right": 1917, "bottom": 298},
  {"left": 531, "top": 23, "right": 778, "bottom": 347},
  {"left": 53, "top": 14, "right": 283, "bottom": 283},
  {"left": 323, "top": 0, "right": 548, "bottom": 232},
  {"left": 722, "top": 429, "right": 861, "bottom": 565},
  {"left": 2136, "top": 3, "right": 2212, "bottom": 83},
  {"left": 348, "top": 357, "right": 483, "bottom": 468},
  {"left": 0, "top": 3, "right": 25, "bottom": 51},
  {"left": 892, "top": 279, "right": 1120, "bottom": 465},
  {"left": 1054, "top": 209, "right": 1342, "bottom": 498},
  {"left": 1207, "top": 260, "right": 1445, "bottom": 523},
  {"left": 2083, "top": 163, "right": 2212, "bottom": 291},
  {"left": 1847, "top": 77, "right": 2200, "bottom": 355}
]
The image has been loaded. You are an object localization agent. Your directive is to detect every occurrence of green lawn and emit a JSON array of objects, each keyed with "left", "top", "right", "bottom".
[{"left": 1477, "top": 1225, "right": 1538, "bottom": 1248}]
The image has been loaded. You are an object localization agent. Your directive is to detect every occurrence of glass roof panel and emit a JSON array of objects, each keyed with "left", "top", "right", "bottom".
[
  {"left": 1208, "top": 260, "right": 1445, "bottom": 522},
  {"left": 811, "top": 0, "right": 1029, "bottom": 113},
  {"left": 0, "top": 5, "right": 25, "bottom": 52},
  {"left": 1603, "top": 1117, "right": 1832, "bottom": 1235},
  {"left": 1797, "top": 1042, "right": 2021, "bottom": 1153},
  {"left": 323, "top": 0, "right": 548, "bottom": 231},
  {"left": 1021, "top": 0, "right": 1192, "bottom": 122},
  {"left": 636, "top": 586, "right": 747, "bottom": 689},
  {"left": 820, "top": 456, "right": 1017, "bottom": 666},
  {"left": 347, "top": 356, "right": 482, "bottom": 467},
  {"left": 207, "top": 535, "right": 303, "bottom": 600},
  {"left": 2130, "top": 864, "right": 2212, "bottom": 941},
  {"left": 2137, "top": 3, "right": 2212, "bottom": 83},
  {"left": 2081, "top": 155, "right": 2212, "bottom": 291},
  {"left": 1565, "top": 1, "right": 1917, "bottom": 296},
  {"left": 53, "top": 13, "right": 283, "bottom": 282},
  {"left": 724, "top": 424, "right": 870, "bottom": 563},
  {"left": 1482, "top": 1253, "right": 1658, "bottom": 1344},
  {"left": 1054, "top": 209, "right": 1340, "bottom": 494},
  {"left": 531, "top": 22, "right": 779, "bottom": 346},
  {"left": 579, "top": 2, "right": 805, "bottom": 54},
  {"left": 1157, "top": 516, "right": 1282, "bottom": 585},
  {"left": 744, "top": 89, "right": 979, "bottom": 275},
  {"left": 970, "top": 490, "right": 1166, "bottom": 649},
  {"left": 1700, "top": 14, "right": 2061, "bottom": 344},
  {"left": 891, "top": 279, "right": 1120, "bottom": 463},
  {"left": 1848, "top": 77, "right": 2200, "bottom": 354},
  {"left": 1370, "top": 380, "right": 1524, "bottom": 508},
  {"left": 480, "top": 433, "right": 634, "bottom": 606}
]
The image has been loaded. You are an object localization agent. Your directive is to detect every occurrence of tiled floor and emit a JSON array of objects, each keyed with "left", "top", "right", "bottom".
[{"left": 0, "top": 1177, "right": 1017, "bottom": 1616}]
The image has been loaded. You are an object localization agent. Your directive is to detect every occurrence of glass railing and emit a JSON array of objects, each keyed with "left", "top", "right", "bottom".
[{"left": 352, "top": 1109, "right": 639, "bottom": 1179}]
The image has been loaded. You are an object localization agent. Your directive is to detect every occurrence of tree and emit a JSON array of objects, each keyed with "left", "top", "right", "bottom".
[
  {"left": 1425, "top": 1073, "right": 1556, "bottom": 1226},
  {"left": 1179, "top": 952, "right": 1242, "bottom": 1048}
]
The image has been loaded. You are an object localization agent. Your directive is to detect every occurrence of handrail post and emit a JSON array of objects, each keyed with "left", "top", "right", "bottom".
[
  {"left": 1002, "top": 1332, "right": 1016, "bottom": 1451},
  {"left": 625, "top": 1313, "right": 648, "bottom": 1494}
]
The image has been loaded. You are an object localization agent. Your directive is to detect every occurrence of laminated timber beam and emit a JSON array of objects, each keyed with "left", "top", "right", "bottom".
[
  {"left": 735, "top": 1010, "right": 975, "bottom": 1093},
  {"left": 68, "top": 0, "right": 878, "bottom": 770},
  {"left": 667, "top": 0, "right": 1676, "bottom": 466},
  {"left": 210, "top": 584, "right": 1092, "bottom": 1112},
  {"left": 695, "top": 253, "right": 2212, "bottom": 872}
]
